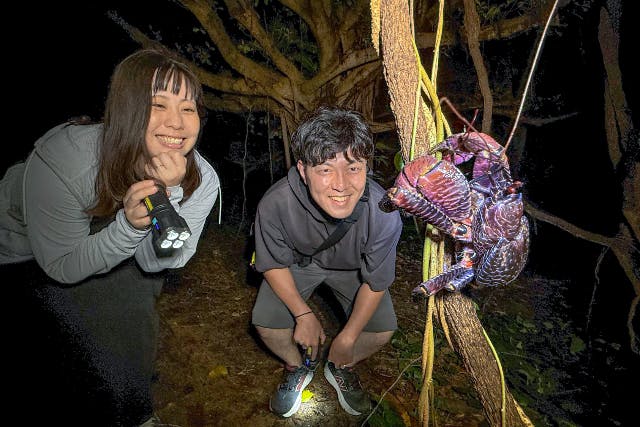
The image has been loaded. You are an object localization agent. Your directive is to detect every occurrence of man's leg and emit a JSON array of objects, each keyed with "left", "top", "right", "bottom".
[
  {"left": 254, "top": 326, "right": 301, "bottom": 366},
  {"left": 251, "top": 263, "right": 326, "bottom": 417},
  {"left": 323, "top": 270, "right": 398, "bottom": 415},
  {"left": 352, "top": 330, "right": 395, "bottom": 364}
]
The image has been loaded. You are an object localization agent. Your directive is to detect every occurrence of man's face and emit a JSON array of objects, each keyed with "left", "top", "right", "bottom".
[{"left": 297, "top": 150, "right": 367, "bottom": 219}]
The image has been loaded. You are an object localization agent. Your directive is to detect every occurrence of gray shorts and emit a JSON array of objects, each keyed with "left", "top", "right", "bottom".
[{"left": 251, "top": 262, "right": 397, "bottom": 332}]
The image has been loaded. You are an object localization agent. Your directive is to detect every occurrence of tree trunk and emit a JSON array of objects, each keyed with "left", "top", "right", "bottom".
[
  {"left": 379, "top": 0, "right": 432, "bottom": 161},
  {"left": 441, "top": 293, "right": 532, "bottom": 426}
]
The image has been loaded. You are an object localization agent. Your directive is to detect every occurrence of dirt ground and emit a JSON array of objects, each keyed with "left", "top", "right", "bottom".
[
  {"left": 151, "top": 224, "right": 486, "bottom": 427},
  {"left": 151, "top": 222, "right": 638, "bottom": 427}
]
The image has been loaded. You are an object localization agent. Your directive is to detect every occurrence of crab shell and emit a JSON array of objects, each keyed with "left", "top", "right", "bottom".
[{"left": 473, "top": 193, "right": 530, "bottom": 287}]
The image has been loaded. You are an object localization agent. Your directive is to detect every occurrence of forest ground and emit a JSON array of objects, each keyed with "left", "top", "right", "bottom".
[{"left": 150, "top": 223, "right": 635, "bottom": 427}]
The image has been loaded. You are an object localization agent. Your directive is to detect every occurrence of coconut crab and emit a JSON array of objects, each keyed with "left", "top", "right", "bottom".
[{"left": 380, "top": 131, "right": 530, "bottom": 297}]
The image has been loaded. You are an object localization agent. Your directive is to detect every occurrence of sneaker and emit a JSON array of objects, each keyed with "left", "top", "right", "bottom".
[
  {"left": 323, "top": 361, "right": 372, "bottom": 416},
  {"left": 269, "top": 364, "right": 314, "bottom": 417}
]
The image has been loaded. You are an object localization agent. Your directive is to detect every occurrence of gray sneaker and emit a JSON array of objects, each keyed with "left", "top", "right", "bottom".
[
  {"left": 269, "top": 364, "right": 314, "bottom": 417},
  {"left": 323, "top": 361, "right": 372, "bottom": 415}
]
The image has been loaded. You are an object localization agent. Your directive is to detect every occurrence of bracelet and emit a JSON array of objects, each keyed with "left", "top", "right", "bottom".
[{"left": 294, "top": 310, "right": 313, "bottom": 319}]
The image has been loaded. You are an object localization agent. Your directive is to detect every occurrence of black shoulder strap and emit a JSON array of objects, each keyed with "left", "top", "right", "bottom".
[{"left": 298, "top": 182, "right": 369, "bottom": 267}]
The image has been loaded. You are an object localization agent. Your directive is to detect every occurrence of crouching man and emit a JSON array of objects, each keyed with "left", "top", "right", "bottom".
[{"left": 251, "top": 106, "right": 403, "bottom": 417}]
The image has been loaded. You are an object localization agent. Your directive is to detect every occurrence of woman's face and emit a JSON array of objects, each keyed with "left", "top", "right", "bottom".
[{"left": 145, "top": 78, "right": 200, "bottom": 158}]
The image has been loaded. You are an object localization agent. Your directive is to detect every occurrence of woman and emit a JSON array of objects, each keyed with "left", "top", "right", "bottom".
[{"left": 3, "top": 48, "right": 219, "bottom": 426}]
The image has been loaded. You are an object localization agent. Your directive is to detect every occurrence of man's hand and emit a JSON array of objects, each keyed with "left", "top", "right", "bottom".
[
  {"left": 293, "top": 313, "right": 326, "bottom": 361},
  {"left": 145, "top": 151, "right": 187, "bottom": 187},
  {"left": 328, "top": 331, "right": 357, "bottom": 369},
  {"left": 123, "top": 180, "right": 159, "bottom": 230}
]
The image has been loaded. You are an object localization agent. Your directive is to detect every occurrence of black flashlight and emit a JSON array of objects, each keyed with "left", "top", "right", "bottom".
[{"left": 143, "top": 184, "right": 191, "bottom": 257}]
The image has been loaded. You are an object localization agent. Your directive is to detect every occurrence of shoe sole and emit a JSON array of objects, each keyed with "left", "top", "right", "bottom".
[
  {"left": 323, "top": 363, "right": 362, "bottom": 416},
  {"left": 270, "top": 370, "right": 314, "bottom": 418}
]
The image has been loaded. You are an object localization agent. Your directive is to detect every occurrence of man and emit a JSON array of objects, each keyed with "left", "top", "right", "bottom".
[{"left": 251, "top": 106, "right": 403, "bottom": 418}]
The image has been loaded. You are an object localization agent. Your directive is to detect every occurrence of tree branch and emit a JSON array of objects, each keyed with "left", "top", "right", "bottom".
[
  {"left": 223, "top": 0, "right": 303, "bottom": 82},
  {"left": 179, "top": 0, "right": 283, "bottom": 90},
  {"left": 416, "top": 11, "right": 561, "bottom": 48}
]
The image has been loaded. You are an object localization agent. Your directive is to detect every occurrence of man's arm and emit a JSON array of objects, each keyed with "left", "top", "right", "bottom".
[
  {"left": 263, "top": 267, "right": 310, "bottom": 317},
  {"left": 329, "top": 282, "right": 384, "bottom": 366},
  {"left": 264, "top": 267, "right": 327, "bottom": 359}
]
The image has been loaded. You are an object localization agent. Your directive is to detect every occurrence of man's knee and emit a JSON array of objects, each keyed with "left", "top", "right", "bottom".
[
  {"left": 373, "top": 330, "right": 394, "bottom": 346},
  {"left": 254, "top": 325, "right": 293, "bottom": 342}
]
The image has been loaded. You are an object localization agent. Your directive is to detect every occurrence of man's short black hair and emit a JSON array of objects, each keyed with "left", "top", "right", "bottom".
[{"left": 291, "top": 106, "right": 374, "bottom": 166}]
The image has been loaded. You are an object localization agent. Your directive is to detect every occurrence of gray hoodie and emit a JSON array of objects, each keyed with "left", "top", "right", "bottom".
[
  {"left": 254, "top": 167, "right": 402, "bottom": 291},
  {"left": 0, "top": 123, "right": 219, "bottom": 284}
]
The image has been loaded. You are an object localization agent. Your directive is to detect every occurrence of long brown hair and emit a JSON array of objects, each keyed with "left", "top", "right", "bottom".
[{"left": 88, "top": 48, "right": 206, "bottom": 217}]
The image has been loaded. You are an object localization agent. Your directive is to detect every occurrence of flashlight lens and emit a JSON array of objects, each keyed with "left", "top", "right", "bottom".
[
  {"left": 160, "top": 239, "right": 172, "bottom": 248},
  {"left": 167, "top": 230, "right": 179, "bottom": 240},
  {"left": 172, "top": 240, "right": 184, "bottom": 248},
  {"left": 179, "top": 231, "right": 191, "bottom": 240}
]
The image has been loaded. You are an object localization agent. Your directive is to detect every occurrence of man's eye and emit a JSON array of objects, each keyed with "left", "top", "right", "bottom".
[
  {"left": 152, "top": 103, "right": 166, "bottom": 109},
  {"left": 182, "top": 107, "right": 196, "bottom": 113},
  {"left": 349, "top": 166, "right": 362, "bottom": 173}
]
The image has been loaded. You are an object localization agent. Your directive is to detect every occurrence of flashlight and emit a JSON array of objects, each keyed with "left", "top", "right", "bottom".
[
  {"left": 143, "top": 184, "right": 191, "bottom": 257},
  {"left": 302, "top": 346, "right": 319, "bottom": 371}
]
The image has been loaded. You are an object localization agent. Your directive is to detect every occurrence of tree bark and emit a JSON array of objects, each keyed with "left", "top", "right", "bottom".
[
  {"left": 379, "top": 0, "right": 432, "bottom": 162},
  {"left": 440, "top": 293, "right": 531, "bottom": 427}
]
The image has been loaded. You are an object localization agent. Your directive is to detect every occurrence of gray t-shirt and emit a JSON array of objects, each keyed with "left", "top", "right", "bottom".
[{"left": 254, "top": 167, "right": 402, "bottom": 292}]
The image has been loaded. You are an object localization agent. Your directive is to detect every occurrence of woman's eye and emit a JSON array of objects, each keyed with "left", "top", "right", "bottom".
[
  {"left": 182, "top": 107, "right": 196, "bottom": 113},
  {"left": 152, "top": 103, "right": 166, "bottom": 109}
]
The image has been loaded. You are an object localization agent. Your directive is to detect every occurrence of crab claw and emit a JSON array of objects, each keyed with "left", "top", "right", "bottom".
[
  {"left": 384, "top": 155, "right": 473, "bottom": 241},
  {"left": 411, "top": 249, "right": 477, "bottom": 297},
  {"left": 411, "top": 265, "right": 476, "bottom": 298}
]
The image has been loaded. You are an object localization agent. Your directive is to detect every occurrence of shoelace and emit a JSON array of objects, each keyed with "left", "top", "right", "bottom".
[{"left": 280, "top": 367, "right": 307, "bottom": 391}]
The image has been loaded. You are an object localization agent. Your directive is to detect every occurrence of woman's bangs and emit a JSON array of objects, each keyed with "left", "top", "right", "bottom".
[{"left": 152, "top": 65, "right": 197, "bottom": 100}]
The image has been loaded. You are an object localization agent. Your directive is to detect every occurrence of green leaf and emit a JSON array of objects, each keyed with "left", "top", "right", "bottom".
[{"left": 569, "top": 335, "right": 585, "bottom": 355}]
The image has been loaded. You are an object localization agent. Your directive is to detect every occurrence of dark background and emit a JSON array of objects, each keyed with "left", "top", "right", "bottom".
[{"left": 4, "top": 2, "right": 638, "bottom": 424}]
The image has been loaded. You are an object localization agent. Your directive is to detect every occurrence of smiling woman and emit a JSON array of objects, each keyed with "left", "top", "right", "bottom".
[{"left": 2, "top": 48, "right": 220, "bottom": 427}]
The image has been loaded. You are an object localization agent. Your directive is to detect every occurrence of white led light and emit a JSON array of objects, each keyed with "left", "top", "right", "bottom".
[
  {"left": 172, "top": 240, "right": 184, "bottom": 248},
  {"left": 179, "top": 231, "right": 191, "bottom": 240},
  {"left": 167, "top": 230, "right": 179, "bottom": 240},
  {"left": 160, "top": 239, "right": 172, "bottom": 248}
]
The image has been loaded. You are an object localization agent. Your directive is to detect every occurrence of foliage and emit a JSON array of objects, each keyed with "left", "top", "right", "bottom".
[
  {"left": 232, "top": 3, "right": 319, "bottom": 77},
  {"left": 474, "top": 0, "right": 535, "bottom": 24}
]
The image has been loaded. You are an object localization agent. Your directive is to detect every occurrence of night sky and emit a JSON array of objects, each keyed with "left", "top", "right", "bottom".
[{"left": 7, "top": 1, "right": 140, "bottom": 171}]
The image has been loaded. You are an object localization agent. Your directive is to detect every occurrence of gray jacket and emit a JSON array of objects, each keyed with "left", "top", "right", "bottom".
[{"left": 0, "top": 123, "right": 220, "bottom": 284}]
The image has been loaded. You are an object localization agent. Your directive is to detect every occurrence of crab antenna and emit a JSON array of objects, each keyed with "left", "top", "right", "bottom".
[
  {"left": 504, "top": 0, "right": 560, "bottom": 152},
  {"left": 440, "top": 97, "right": 481, "bottom": 135},
  {"left": 439, "top": 97, "right": 504, "bottom": 163}
]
